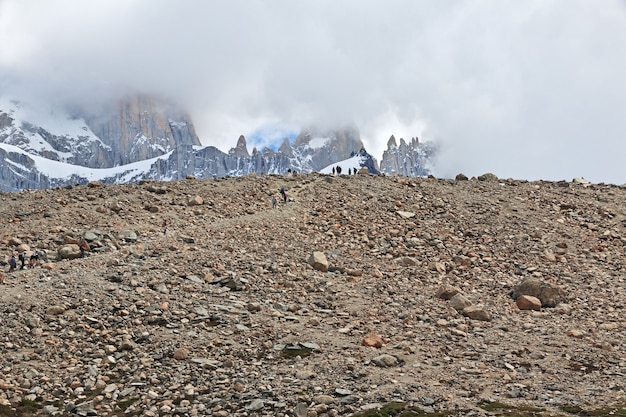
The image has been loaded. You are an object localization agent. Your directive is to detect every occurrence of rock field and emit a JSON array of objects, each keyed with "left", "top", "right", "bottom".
[{"left": 0, "top": 172, "right": 625, "bottom": 417}]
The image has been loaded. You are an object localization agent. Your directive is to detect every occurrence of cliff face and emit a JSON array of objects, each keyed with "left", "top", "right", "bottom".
[
  {"left": 379, "top": 135, "right": 435, "bottom": 177},
  {"left": 84, "top": 94, "right": 201, "bottom": 166},
  {"left": 0, "top": 95, "right": 200, "bottom": 170}
]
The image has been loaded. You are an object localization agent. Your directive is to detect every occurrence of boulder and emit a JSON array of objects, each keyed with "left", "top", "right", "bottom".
[
  {"left": 436, "top": 284, "right": 461, "bottom": 300},
  {"left": 516, "top": 295, "right": 542, "bottom": 311},
  {"left": 362, "top": 333, "right": 385, "bottom": 348},
  {"left": 308, "top": 251, "right": 329, "bottom": 272},
  {"left": 462, "top": 306, "right": 491, "bottom": 321},
  {"left": 371, "top": 354, "right": 398, "bottom": 367},
  {"left": 449, "top": 293, "right": 472, "bottom": 311},
  {"left": 188, "top": 195, "right": 204, "bottom": 206},
  {"left": 511, "top": 277, "right": 566, "bottom": 307},
  {"left": 57, "top": 244, "right": 81, "bottom": 259},
  {"left": 478, "top": 173, "right": 499, "bottom": 181}
]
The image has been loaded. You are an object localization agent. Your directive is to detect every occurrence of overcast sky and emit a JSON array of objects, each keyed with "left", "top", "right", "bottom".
[{"left": 1, "top": 0, "right": 625, "bottom": 184}]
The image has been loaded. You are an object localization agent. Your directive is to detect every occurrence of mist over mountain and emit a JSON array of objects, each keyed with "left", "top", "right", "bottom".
[{"left": 0, "top": 95, "right": 432, "bottom": 192}]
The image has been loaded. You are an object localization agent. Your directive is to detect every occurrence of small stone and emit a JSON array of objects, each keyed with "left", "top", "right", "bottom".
[
  {"left": 246, "top": 399, "right": 264, "bottom": 411},
  {"left": 313, "top": 395, "right": 335, "bottom": 405},
  {"left": 188, "top": 195, "right": 204, "bottom": 206},
  {"left": 295, "top": 369, "right": 315, "bottom": 380},
  {"left": 567, "top": 329, "right": 585, "bottom": 338},
  {"left": 47, "top": 305, "right": 65, "bottom": 315},
  {"left": 294, "top": 402, "right": 308, "bottom": 417},
  {"left": 436, "top": 284, "right": 461, "bottom": 300},
  {"left": 449, "top": 293, "right": 472, "bottom": 311},
  {"left": 397, "top": 211, "right": 416, "bottom": 219},
  {"left": 104, "top": 383, "right": 117, "bottom": 393},
  {"left": 462, "top": 306, "right": 491, "bottom": 321},
  {"left": 372, "top": 354, "right": 398, "bottom": 367},
  {"left": 335, "top": 388, "right": 353, "bottom": 396},
  {"left": 173, "top": 348, "right": 190, "bottom": 360}
]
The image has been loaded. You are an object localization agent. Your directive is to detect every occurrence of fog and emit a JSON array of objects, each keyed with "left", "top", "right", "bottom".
[{"left": 1, "top": 0, "right": 625, "bottom": 183}]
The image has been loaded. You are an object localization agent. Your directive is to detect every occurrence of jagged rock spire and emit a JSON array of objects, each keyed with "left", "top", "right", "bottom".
[{"left": 229, "top": 135, "right": 250, "bottom": 158}]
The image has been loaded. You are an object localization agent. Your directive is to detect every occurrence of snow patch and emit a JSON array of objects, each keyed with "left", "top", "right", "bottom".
[
  {"left": 319, "top": 155, "right": 366, "bottom": 174},
  {"left": 0, "top": 142, "right": 172, "bottom": 182},
  {"left": 307, "top": 136, "right": 331, "bottom": 150}
]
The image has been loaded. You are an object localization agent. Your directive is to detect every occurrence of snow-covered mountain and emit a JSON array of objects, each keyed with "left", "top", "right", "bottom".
[{"left": 0, "top": 95, "right": 433, "bottom": 191}]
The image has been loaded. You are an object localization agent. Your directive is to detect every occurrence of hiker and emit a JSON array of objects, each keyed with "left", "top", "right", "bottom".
[
  {"left": 29, "top": 251, "right": 38, "bottom": 268},
  {"left": 272, "top": 195, "right": 277, "bottom": 209},
  {"left": 79, "top": 240, "right": 90, "bottom": 257},
  {"left": 280, "top": 186, "right": 286, "bottom": 203},
  {"left": 8, "top": 255, "right": 17, "bottom": 272},
  {"left": 18, "top": 251, "right": 26, "bottom": 270},
  {"left": 337, "top": 165, "right": 342, "bottom": 175},
  {"left": 332, "top": 166, "right": 336, "bottom": 175},
  {"left": 162, "top": 219, "right": 167, "bottom": 235}
]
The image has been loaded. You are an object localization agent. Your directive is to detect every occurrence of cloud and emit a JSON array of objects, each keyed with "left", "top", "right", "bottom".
[{"left": 1, "top": 0, "right": 625, "bottom": 183}]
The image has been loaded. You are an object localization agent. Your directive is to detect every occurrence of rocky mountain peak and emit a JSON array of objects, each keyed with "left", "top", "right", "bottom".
[
  {"left": 84, "top": 94, "right": 201, "bottom": 166},
  {"left": 379, "top": 135, "right": 435, "bottom": 177},
  {"left": 278, "top": 137, "right": 293, "bottom": 157},
  {"left": 229, "top": 135, "right": 250, "bottom": 158}
]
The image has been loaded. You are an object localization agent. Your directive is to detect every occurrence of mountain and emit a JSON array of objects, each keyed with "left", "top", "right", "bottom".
[
  {"left": 379, "top": 135, "right": 436, "bottom": 177},
  {"left": 0, "top": 95, "right": 433, "bottom": 191}
]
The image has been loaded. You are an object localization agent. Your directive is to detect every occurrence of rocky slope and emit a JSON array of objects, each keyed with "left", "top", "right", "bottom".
[{"left": 2, "top": 173, "right": 624, "bottom": 417}]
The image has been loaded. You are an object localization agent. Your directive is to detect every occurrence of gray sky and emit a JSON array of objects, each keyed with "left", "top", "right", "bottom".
[{"left": 1, "top": 0, "right": 625, "bottom": 184}]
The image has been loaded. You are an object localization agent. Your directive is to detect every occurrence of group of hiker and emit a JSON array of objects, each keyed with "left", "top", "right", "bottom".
[
  {"left": 272, "top": 186, "right": 289, "bottom": 208},
  {"left": 6, "top": 250, "right": 45, "bottom": 272},
  {"left": 332, "top": 166, "right": 358, "bottom": 175}
]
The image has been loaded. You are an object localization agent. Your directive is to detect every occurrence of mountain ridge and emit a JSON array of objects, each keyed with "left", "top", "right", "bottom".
[{"left": 0, "top": 95, "right": 434, "bottom": 191}]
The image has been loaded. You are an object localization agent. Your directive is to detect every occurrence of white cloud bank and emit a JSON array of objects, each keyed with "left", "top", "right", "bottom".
[{"left": 1, "top": 0, "right": 625, "bottom": 183}]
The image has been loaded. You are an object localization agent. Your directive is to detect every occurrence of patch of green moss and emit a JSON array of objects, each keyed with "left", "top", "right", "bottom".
[
  {"left": 350, "top": 402, "right": 455, "bottom": 417},
  {"left": 350, "top": 402, "right": 407, "bottom": 417},
  {"left": 352, "top": 402, "right": 626, "bottom": 417},
  {"left": 559, "top": 404, "right": 626, "bottom": 417},
  {"left": 478, "top": 401, "right": 544, "bottom": 416}
]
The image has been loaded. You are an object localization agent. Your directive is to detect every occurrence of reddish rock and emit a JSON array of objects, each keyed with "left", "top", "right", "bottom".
[
  {"left": 362, "top": 333, "right": 385, "bottom": 348},
  {"left": 516, "top": 295, "right": 542, "bottom": 311}
]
